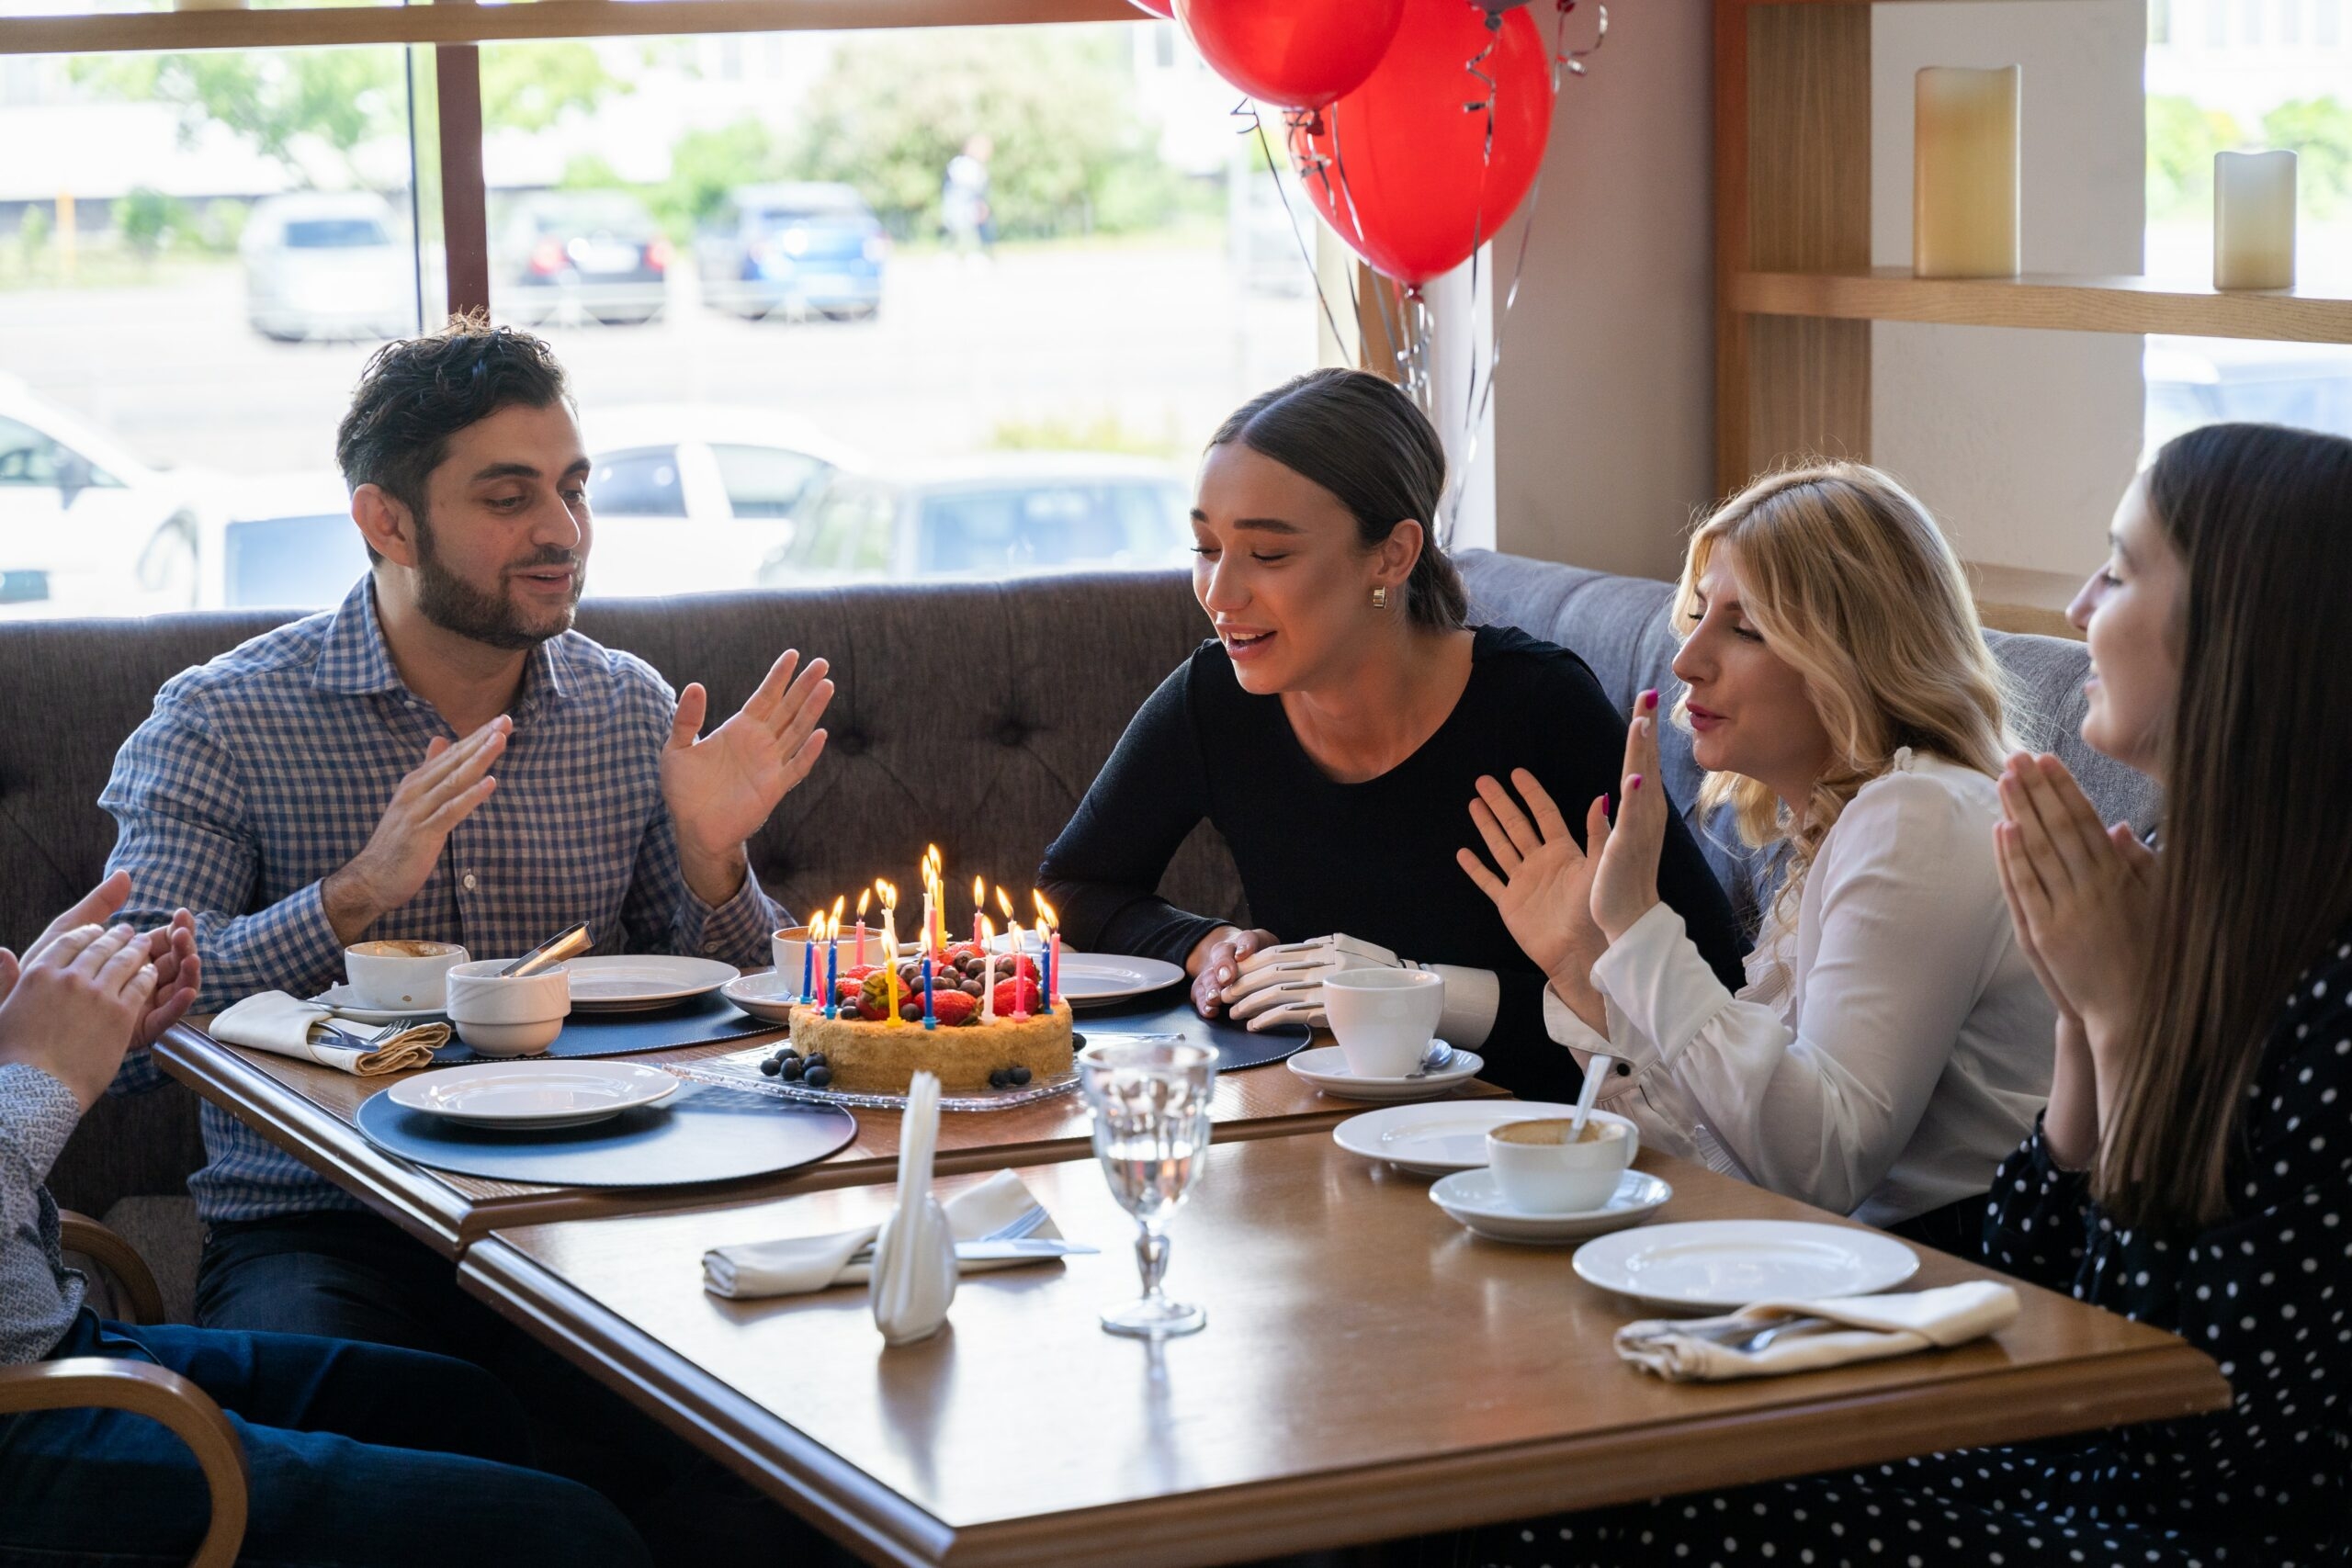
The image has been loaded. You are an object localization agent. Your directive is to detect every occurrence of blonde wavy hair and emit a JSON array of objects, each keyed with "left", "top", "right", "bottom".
[{"left": 1677, "top": 462, "right": 2019, "bottom": 938}]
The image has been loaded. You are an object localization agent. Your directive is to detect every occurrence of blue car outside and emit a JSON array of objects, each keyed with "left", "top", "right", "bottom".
[{"left": 700, "top": 182, "right": 887, "bottom": 321}]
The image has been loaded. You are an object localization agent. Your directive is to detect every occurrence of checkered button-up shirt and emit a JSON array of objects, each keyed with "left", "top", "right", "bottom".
[{"left": 101, "top": 577, "right": 781, "bottom": 1223}]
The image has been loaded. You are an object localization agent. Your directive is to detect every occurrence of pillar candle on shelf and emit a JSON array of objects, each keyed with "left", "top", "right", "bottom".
[
  {"left": 1913, "top": 65, "right": 2020, "bottom": 279},
  {"left": 2215, "top": 150, "right": 2297, "bottom": 290}
]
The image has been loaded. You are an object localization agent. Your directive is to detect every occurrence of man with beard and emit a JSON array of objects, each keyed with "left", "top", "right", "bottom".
[{"left": 97, "top": 317, "right": 835, "bottom": 1350}]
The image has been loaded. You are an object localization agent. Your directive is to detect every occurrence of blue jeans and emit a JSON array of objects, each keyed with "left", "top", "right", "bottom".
[{"left": 0, "top": 1312, "right": 652, "bottom": 1567}]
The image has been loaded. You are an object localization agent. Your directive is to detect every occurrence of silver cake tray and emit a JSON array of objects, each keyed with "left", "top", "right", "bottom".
[{"left": 665, "top": 1041, "right": 1082, "bottom": 1112}]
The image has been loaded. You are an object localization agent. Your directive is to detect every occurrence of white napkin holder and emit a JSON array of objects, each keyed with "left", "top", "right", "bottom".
[{"left": 870, "top": 1072, "right": 959, "bottom": 1345}]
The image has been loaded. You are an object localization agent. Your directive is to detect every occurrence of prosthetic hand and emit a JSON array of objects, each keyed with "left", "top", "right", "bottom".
[{"left": 1222, "top": 933, "right": 1498, "bottom": 1045}]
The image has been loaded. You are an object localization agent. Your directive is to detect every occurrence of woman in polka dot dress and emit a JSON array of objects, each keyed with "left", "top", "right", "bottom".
[{"left": 1426, "top": 424, "right": 2352, "bottom": 1568}]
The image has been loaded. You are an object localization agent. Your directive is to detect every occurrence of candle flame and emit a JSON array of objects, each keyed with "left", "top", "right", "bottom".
[
  {"left": 979, "top": 915, "right": 995, "bottom": 943},
  {"left": 831, "top": 894, "right": 845, "bottom": 922},
  {"left": 972, "top": 874, "right": 985, "bottom": 911},
  {"left": 856, "top": 887, "right": 871, "bottom": 917},
  {"left": 994, "top": 885, "right": 1014, "bottom": 920},
  {"left": 1032, "top": 890, "right": 1058, "bottom": 928}
]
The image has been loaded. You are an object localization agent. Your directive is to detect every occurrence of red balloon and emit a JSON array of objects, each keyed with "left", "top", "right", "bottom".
[
  {"left": 1174, "top": 0, "right": 1406, "bottom": 110},
  {"left": 1128, "top": 0, "right": 1173, "bottom": 15},
  {"left": 1291, "top": 0, "right": 1554, "bottom": 287}
]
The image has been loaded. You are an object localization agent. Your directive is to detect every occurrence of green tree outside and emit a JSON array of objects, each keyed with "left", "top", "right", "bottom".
[
  {"left": 2261, "top": 97, "right": 2352, "bottom": 220},
  {"left": 2147, "top": 94, "right": 2242, "bottom": 222}
]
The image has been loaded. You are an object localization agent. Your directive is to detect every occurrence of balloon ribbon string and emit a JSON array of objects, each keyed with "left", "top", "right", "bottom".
[
  {"left": 1325, "top": 107, "right": 1406, "bottom": 383},
  {"left": 1243, "top": 102, "right": 1351, "bottom": 359}
]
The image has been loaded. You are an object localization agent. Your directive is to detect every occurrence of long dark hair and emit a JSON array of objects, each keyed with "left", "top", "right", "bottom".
[
  {"left": 1208, "top": 368, "right": 1470, "bottom": 630},
  {"left": 2101, "top": 423, "right": 2352, "bottom": 1231}
]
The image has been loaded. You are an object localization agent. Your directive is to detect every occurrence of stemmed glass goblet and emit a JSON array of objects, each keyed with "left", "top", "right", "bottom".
[{"left": 1076, "top": 1036, "right": 1217, "bottom": 1339}]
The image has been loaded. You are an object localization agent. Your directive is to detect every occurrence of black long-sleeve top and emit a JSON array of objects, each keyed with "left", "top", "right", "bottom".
[{"left": 1038, "top": 625, "right": 1748, "bottom": 1102}]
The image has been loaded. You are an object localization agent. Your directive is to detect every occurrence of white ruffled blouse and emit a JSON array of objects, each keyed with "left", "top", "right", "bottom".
[{"left": 1544, "top": 750, "right": 2054, "bottom": 1227}]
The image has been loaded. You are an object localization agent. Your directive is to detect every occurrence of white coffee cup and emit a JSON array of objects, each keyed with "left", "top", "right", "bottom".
[
  {"left": 445, "top": 960, "right": 571, "bottom": 1057},
  {"left": 1323, "top": 968, "right": 1444, "bottom": 1078},
  {"left": 771, "top": 925, "right": 889, "bottom": 997},
  {"left": 344, "top": 940, "right": 469, "bottom": 1010},
  {"left": 1486, "top": 1114, "right": 1639, "bottom": 1213}
]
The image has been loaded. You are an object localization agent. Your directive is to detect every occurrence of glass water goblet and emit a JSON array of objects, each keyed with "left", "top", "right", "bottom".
[{"left": 1077, "top": 1036, "right": 1218, "bottom": 1339}]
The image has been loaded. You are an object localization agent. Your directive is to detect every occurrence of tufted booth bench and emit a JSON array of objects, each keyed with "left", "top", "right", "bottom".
[{"left": 0, "top": 550, "right": 2154, "bottom": 1280}]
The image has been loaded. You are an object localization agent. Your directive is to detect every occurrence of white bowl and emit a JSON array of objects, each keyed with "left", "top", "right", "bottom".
[
  {"left": 344, "top": 940, "right": 469, "bottom": 1010},
  {"left": 450, "top": 1017, "right": 565, "bottom": 1057}
]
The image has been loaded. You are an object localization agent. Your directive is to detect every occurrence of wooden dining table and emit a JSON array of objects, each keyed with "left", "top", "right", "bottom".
[
  {"left": 153, "top": 1012, "right": 1504, "bottom": 1258},
  {"left": 460, "top": 1133, "right": 2231, "bottom": 1568}
]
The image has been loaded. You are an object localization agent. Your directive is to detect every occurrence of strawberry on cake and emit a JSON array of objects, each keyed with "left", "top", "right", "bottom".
[{"left": 782, "top": 946, "right": 1074, "bottom": 1095}]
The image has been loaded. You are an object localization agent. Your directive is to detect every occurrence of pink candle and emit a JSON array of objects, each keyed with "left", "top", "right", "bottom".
[
  {"left": 1049, "top": 928, "right": 1062, "bottom": 1012},
  {"left": 1011, "top": 922, "right": 1030, "bottom": 1021}
]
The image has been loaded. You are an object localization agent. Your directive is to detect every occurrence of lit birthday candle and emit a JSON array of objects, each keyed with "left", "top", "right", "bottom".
[
  {"left": 979, "top": 915, "right": 998, "bottom": 1021},
  {"left": 881, "top": 886, "right": 902, "bottom": 1027},
  {"left": 854, "top": 887, "right": 871, "bottom": 967},
  {"left": 922, "top": 953, "right": 936, "bottom": 1030},
  {"left": 823, "top": 910, "right": 840, "bottom": 1019},
  {"left": 1033, "top": 891, "right": 1058, "bottom": 1014},
  {"left": 1010, "top": 919, "right": 1030, "bottom": 1021},
  {"left": 972, "top": 874, "right": 986, "bottom": 953},
  {"left": 799, "top": 908, "right": 820, "bottom": 1002}
]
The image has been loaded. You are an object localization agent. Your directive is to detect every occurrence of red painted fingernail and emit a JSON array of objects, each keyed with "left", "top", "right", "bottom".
[
  {"left": 1606, "top": 794, "right": 1615, "bottom": 813},
  {"left": 1628, "top": 774, "right": 1644, "bottom": 790},
  {"left": 1641, "top": 689, "right": 1658, "bottom": 712}
]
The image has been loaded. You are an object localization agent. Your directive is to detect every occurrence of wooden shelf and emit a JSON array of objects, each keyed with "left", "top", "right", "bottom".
[
  {"left": 1732, "top": 267, "right": 2352, "bottom": 344},
  {"left": 0, "top": 0, "right": 1136, "bottom": 56},
  {"left": 1967, "top": 562, "right": 2082, "bottom": 640}
]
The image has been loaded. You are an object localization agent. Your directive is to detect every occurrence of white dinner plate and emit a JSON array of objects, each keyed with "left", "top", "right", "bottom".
[
  {"left": 1571, "top": 1220, "right": 1919, "bottom": 1313},
  {"left": 560, "top": 955, "right": 739, "bottom": 1011},
  {"left": 311, "top": 983, "right": 448, "bottom": 1026},
  {"left": 1055, "top": 953, "right": 1185, "bottom": 1006},
  {"left": 1285, "top": 1043, "right": 1484, "bottom": 1102},
  {"left": 1331, "top": 1100, "right": 1590, "bottom": 1176},
  {"left": 720, "top": 971, "right": 804, "bottom": 1024},
  {"left": 1430, "top": 1168, "right": 1672, "bottom": 1246},
  {"left": 388, "top": 1061, "right": 682, "bottom": 1130}
]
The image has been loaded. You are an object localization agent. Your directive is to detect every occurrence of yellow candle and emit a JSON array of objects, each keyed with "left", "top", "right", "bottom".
[
  {"left": 1913, "top": 65, "right": 2020, "bottom": 280},
  {"left": 2214, "top": 150, "right": 2297, "bottom": 291},
  {"left": 882, "top": 901, "right": 901, "bottom": 1026}
]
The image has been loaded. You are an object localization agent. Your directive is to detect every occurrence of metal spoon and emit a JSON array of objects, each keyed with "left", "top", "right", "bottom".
[
  {"left": 502, "top": 922, "right": 592, "bottom": 979},
  {"left": 1568, "top": 1053, "right": 1613, "bottom": 1138}
]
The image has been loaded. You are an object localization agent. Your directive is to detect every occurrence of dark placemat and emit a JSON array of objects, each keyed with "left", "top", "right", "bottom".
[
  {"left": 1068, "top": 997, "right": 1309, "bottom": 1071},
  {"left": 354, "top": 1077, "right": 856, "bottom": 1187},
  {"left": 431, "top": 991, "right": 777, "bottom": 1066}
]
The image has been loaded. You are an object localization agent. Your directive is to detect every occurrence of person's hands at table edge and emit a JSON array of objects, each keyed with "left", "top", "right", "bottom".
[
  {"left": 662, "top": 649, "right": 835, "bottom": 907},
  {"left": 1188, "top": 926, "right": 1278, "bottom": 1021}
]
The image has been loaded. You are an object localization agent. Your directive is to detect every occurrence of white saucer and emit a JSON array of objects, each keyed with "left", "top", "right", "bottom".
[
  {"left": 1430, "top": 1168, "right": 1671, "bottom": 1245},
  {"left": 1331, "top": 1100, "right": 1631, "bottom": 1176},
  {"left": 1285, "top": 1043, "right": 1483, "bottom": 1102},
  {"left": 311, "top": 983, "right": 448, "bottom": 1026},
  {"left": 1571, "top": 1220, "right": 1918, "bottom": 1312},
  {"left": 561, "top": 955, "right": 739, "bottom": 1012},
  {"left": 388, "top": 1060, "right": 681, "bottom": 1130},
  {"left": 720, "top": 971, "right": 803, "bottom": 1024}
]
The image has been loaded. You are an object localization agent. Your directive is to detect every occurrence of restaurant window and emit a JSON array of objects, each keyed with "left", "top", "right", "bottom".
[{"left": 0, "top": 17, "right": 1320, "bottom": 619}]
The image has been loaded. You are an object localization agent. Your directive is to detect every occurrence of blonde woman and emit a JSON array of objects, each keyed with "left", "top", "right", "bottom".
[{"left": 1459, "top": 463, "right": 2053, "bottom": 1244}]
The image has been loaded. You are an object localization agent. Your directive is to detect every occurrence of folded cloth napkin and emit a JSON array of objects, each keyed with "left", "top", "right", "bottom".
[
  {"left": 210, "top": 992, "right": 447, "bottom": 1076},
  {"left": 702, "top": 1168, "right": 1062, "bottom": 1299},
  {"left": 1615, "top": 1280, "right": 2020, "bottom": 1383}
]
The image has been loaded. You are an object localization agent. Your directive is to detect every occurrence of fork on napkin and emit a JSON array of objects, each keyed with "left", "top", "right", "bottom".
[
  {"left": 701, "top": 1168, "right": 1069, "bottom": 1299},
  {"left": 210, "top": 992, "right": 448, "bottom": 1076},
  {"left": 1615, "top": 1280, "right": 2019, "bottom": 1382}
]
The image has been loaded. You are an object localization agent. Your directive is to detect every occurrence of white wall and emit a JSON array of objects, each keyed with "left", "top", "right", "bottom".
[
  {"left": 1487, "top": 0, "right": 2147, "bottom": 582},
  {"left": 1491, "top": 0, "right": 1718, "bottom": 581},
  {"left": 1871, "top": 1, "right": 2147, "bottom": 576}
]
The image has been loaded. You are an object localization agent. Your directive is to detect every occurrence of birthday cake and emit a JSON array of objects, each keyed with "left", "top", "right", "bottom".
[{"left": 784, "top": 945, "right": 1075, "bottom": 1095}]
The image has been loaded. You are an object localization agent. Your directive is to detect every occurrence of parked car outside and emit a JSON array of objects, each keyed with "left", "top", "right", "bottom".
[
  {"left": 204, "top": 470, "right": 368, "bottom": 610},
  {"left": 580, "top": 404, "right": 861, "bottom": 597},
  {"left": 0, "top": 376, "right": 219, "bottom": 619},
  {"left": 242, "top": 191, "right": 415, "bottom": 344},
  {"left": 696, "top": 182, "right": 888, "bottom": 322},
  {"left": 757, "top": 454, "right": 1192, "bottom": 587},
  {"left": 493, "top": 190, "right": 672, "bottom": 328}
]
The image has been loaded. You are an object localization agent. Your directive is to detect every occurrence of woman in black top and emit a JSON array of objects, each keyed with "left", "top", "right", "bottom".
[
  {"left": 1039, "top": 370, "right": 1746, "bottom": 1103},
  {"left": 1436, "top": 425, "right": 2352, "bottom": 1565}
]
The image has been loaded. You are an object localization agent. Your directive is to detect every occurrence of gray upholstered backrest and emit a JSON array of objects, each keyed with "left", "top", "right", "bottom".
[
  {"left": 1455, "top": 549, "right": 2163, "bottom": 924},
  {"left": 0, "top": 573, "right": 1245, "bottom": 954}
]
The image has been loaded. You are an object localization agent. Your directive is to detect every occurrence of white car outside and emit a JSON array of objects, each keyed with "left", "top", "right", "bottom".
[
  {"left": 578, "top": 404, "right": 862, "bottom": 599},
  {"left": 243, "top": 191, "right": 415, "bottom": 344},
  {"left": 0, "top": 376, "right": 218, "bottom": 620}
]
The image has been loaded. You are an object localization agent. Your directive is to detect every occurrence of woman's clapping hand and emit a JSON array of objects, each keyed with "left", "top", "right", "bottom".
[
  {"left": 1588, "top": 691, "right": 1668, "bottom": 942},
  {"left": 1994, "top": 751, "right": 2156, "bottom": 1039}
]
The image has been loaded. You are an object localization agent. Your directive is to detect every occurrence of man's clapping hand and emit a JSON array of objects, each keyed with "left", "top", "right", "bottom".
[{"left": 322, "top": 716, "right": 512, "bottom": 942}]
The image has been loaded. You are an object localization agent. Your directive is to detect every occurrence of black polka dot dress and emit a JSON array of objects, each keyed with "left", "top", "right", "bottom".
[{"left": 1441, "top": 926, "right": 2352, "bottom": 1568}]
